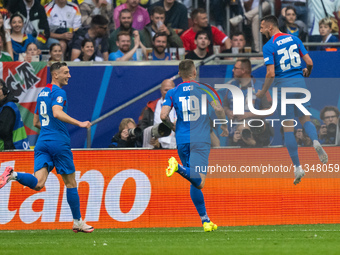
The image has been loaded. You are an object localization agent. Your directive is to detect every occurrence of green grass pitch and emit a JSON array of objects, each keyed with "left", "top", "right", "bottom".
[{"left": 1, "top": 224, "right": 340, "bottom": 255}]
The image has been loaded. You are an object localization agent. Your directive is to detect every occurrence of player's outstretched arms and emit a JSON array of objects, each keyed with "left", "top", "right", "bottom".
[
  {"left": 302, "top": 54, "right": 313, "bottom": 77},
  {"left": 257, "top": 64, "right": 275, "bottom": 98},
  {"left": 33, "top": 114, "right": 41, "bottom": 129},
  {"left": 160, "top": 105, "right": 175, "bottom": 131},
  {"left": 210, "top": 101, "right": 229, "bottom": 137},
  {"left": 52, "top": 105, "right": 91, "bottom": 128}
]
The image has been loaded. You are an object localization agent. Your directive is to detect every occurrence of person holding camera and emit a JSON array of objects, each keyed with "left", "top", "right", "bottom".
[
  {"left": 229, "top": 124, "right": 256, "bottom": 147},
  {"left": 224, "top": 58, "right": 273, "bottom": 145},
  {"left": 319, "top": 106, "right": 340, "bottom": 145},
  {"left": 109, "top": 118, "right": 143, "bottom": 148},
  {"left": 0, "top": 79, "right": 29, "bottom": 151},
  {"left": 139, "top": 79, "right": 176, "bottom": 148}
]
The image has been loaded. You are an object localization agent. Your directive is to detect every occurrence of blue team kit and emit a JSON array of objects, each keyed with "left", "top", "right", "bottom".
[{"left": 34, "top": 84, "right": 75, "bottom": 175}]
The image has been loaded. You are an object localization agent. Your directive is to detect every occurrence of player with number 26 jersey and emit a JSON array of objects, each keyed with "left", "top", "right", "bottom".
[
  {"left": 35, "top": 84, "right": 70, "bottom": 144},
  {"left": 263, "top": 33, "right": 308, "bottom": 79}
]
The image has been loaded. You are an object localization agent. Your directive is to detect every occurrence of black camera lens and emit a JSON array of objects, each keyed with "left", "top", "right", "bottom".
[
  {"left": 242, "top": 129, "right": 251, "bottom": 139},
  {"left": 327, "top": 123, "right": 337, "bottom": 136},
  {"left": 128, "top": 127, "right": 142, "bottom": 138}
]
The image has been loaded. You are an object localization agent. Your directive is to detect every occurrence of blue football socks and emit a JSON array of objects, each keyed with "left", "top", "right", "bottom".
[
  {"left": 16, "top": 173, "right": 38, "bottom": 190},
  {"left": 176, "top": 164, "right": 202, "bottom": 188},
  {"left": 284, "top": 131, "right": 300, "bottom": 166},
  {"left": 303, "top": 121, "right": 318, "bottom": 141},
  {"left": 190, "top": 185, "right": 210, "bottom": 224},
  {"left": 67, "top": 187, "right": 81, "bottom": 220}
]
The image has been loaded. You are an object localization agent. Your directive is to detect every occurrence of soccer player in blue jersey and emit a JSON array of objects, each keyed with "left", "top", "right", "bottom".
[
  {"left": 161, "top": 59, "right": 229, "bottom": 232},
  {"left": 0, "top": 62, "right": 94, "bottom": 233},
  {"left": 256, "top": 15, "right": 328, "bottom": 185}
]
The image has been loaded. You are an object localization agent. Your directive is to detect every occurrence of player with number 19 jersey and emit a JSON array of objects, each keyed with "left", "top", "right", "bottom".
[
  {"left": 35, "top": 84, "right": 70, "bottom": 144},
  {"left": 163, "top": 81, "right": 214, "bottom": 145},
  {"left": 263, "top": 33, "right": 308, "bottom": 80}
]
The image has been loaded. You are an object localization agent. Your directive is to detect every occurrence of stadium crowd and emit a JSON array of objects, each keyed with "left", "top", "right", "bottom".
[
  {"left": 0, "top": 0, "right": 339, "bottom": 150},
  {"left": 0, "top": 0, "right": 338, "bottom": 62}
]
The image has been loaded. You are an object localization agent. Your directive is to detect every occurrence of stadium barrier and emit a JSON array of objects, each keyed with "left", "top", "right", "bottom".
[{"left": 1, "top": 147, "right": 340, "bottom": 230}]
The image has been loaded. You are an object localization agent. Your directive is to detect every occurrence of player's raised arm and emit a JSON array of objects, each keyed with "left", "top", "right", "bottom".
[
  {"left": 257, "top": 64, "right": 275, "bottom": 98},
  {"left": 52, "top": 105, "right": 91, "bottom": 128},
  {"left": 302, "top": 54, "right": 313, "bottom": 77},
  {"left": 210, "top": 100, "right": 229, "bottom": 137},
  {"left": 33, "top": 113, "right": 41, "bottom": 129},
  {"left": 161, "top": 105, "right": 175, "bottom": 131}
]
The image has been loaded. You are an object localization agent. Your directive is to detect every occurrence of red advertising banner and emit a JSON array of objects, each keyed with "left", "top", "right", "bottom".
[{"left": 0, "top": 147, "right": 339, "bottom": 230}]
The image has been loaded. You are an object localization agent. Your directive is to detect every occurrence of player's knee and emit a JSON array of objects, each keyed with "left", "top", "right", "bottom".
[
  {"left": 34, "top": 183, "right": 45, "bottom": 191},
  {"left": 197, "top": 183, "right": 205, "bottom": 189}
]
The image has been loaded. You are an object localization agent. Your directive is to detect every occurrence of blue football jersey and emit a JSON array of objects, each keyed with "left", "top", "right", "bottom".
[
  {"left": 34, "top": 84, "right": 70, "bottom": 144},
  {"left": 263, "top": 33, "right": 308, "bottom": 79},
  {"left": 163, "top": 81, "right": 217, "bottom": 145}
]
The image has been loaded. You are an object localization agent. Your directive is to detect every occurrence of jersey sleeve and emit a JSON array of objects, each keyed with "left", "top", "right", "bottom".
[
  {"left": 163, "top": 89, "right": 174, "bottom": 107},
  {"left": 211, "top": 26, "right": 228, "bottom": 45},
  {"left": 73, "top": 5, "right": 82, "bottom": 30},
  {"left": 263, "top": 43, "right": 274, "bottom": 65},
  {"left": 52, "top": 89, "right": 67, "bottom": 108},
  {"left": 295, "top": 37, "right": 308, "bottom": 57}
]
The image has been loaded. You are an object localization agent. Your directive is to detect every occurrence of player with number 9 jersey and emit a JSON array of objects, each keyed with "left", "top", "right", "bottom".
[{"left": 35, "top": 84, "right": 70, "bottom": 144}]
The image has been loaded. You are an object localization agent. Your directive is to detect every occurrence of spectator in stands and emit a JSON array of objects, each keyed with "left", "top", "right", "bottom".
[
  {"left": 139, "top": 78, "right": 176, "bottom": 149},
  {"left": 0, "top": 36, "right": 12, "bottom": 61},
  {"left": 295, "top": 128, "right": 312, "bottom": 146},
  {"left": 0, "top": 5, "right": 11, "bottom": 30},
  {"left": 140, "top": 6, "right": 182, "bottom": 48},
  {"left": 74, "top": 38, "right": 103, "bottom": 61},
  {"left": 211, "top": 0, "right": 244, "bottom": 32},
  {"left": 224, "top": 59, "right": 272, "bottom": 122},
  {"left": 71, "top": 14, "right": 109, "bottom": 61},
  {"left": 7, "top": 0, "right": 58, "bottom": 50},
  {"left": 79, "top": 0, "right": 114, "bottom": 32},
  {"left": 109, "top": 118, "right": 143, "bottom": 148},
  {"left": 48, "top": 42, "right": 62, "bottom": 64},
  {"left": 221, "top": 31, "right": 257, "bottom": 56},
  {"left": 109, "top": 30, "right": 143, "bottom": 60},
  {"left": 280, "top": 0, "right": 308, "bottom": 26},
  {"left": 317, "top": 18, "right": 339, "bottom": 51},
  {"left": 19, "top": 41, "right": 40, "bottom": 61},
  {"left": 109, "top": 9, "right": 145, "bottom": 53},
  {"left": 0, "top": 12, "right": 13, "bottom": 60},
  {"left": 185, "top": 30, "right": 211, "bottom": 60},
  {"left": 113, "top": 0, "right": 150, "bottom": 30},
  {"left": 149, "top": 0, "right": 188, "bottom": 34},
  {"left": 229, "top": 123, "right": 256, "bottom": 147},
  {"left": 319, "top": 106, "right": 339, "bottom": 144},
  {"left": 45, "top": 0, "right": 82, "bottom": 57},
  {"left": 151, "top": 32, "right": 170, "bottom": 60},
  {"left": 229, "top": 0, "right": 271, "bottom": 52},
  {"left": 278, "top": 6, "right": 307, "bottom": 42},
  {"left": 308, "top": 0, "right": 340, "bottom": 37},
  {"left": 10, "top": 13, "right": 36, "bottom": 61},
  {"left": 181, "top": 8, "right": 231, "bottom": 54}
]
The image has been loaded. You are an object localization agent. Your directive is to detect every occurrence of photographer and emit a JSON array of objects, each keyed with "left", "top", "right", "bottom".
[
  {"left": 109, "top": 118, "right": 143, "bottom": 148},
  {"left": 295, "top": 128, "right": 312, "bottom": 147},
  {"left": 0, "top": 79, "right": 29, "bottom": 150},
  {"left": 230, "top": 120, "right": 273, "bottom": 147},
  {"left": 230, "top": 124, "right": 256, "bottom": 147},
  {"left": 319, "top": 106, "right": 339, "bottom": 145}
]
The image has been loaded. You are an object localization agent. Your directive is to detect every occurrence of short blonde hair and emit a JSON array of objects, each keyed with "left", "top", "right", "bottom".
[
  {"left": 118, "top": 118, "right": 136, "bottom": 135},
  {"left": 319, "top": 18, "right": 332, "bottom": 28}
]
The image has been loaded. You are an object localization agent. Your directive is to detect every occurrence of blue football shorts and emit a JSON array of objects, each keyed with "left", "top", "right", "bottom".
[
  {"left": 277, "top": 79, "right": 311, "bottom": 121},
  {"left": 177, "top": 142, "right": 211, "bottom": 175},
  {"left": 34, "top": 140, "right": 75, "bottom": 175}
]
